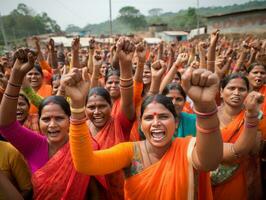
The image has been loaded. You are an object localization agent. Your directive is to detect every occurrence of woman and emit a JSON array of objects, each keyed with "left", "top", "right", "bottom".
[
  {"left": 212, "top": 73, "right": 265, "bottom": 200},
  {"left": 162, "top": 83, "right": 196, "bottom": 138},
  {"left": 67, "top": 66, "right": 224, "bottom": 199},
  {"left": 26, "top": 64, "right": 52, "bottom": 114},
  {"left": 0, "top": 50, "right": 107, "bottom": 199},
  {"left": 75, "top": 37, "right": 135, "bottom": 199},
  {"left": 17, "top": 93, "right": 40, "bottom": 133},
  {"left": 247, "top": 63, "right": 266, "bottom": 116}
]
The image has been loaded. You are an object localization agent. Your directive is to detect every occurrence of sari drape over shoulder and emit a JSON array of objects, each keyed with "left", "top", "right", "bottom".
[
  {"left": 32, "top": 142, "right": 107, "bottom": 200},
  {"left": 94, "top": 114, "right": 132, "bottom": 200},
  {"left": 212, "top": 111, "right": 263, "bottom": 200},
  {"left": 125, "top": 137, "right": 213, "bottom": 200}
]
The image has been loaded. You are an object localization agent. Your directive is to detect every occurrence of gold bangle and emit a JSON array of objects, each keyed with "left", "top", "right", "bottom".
[
  {"left": 120, "top": 77, "right": 133, "bottom": 82},
  {"left": 70, "top": 106, "right": 86, "bottom": 114}
]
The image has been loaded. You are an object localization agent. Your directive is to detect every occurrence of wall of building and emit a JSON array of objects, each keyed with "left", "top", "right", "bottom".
[{"left": 206, "top": 10, "right": 266, "bottom": 34}]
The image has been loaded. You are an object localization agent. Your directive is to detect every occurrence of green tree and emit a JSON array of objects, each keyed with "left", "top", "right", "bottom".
[
  {"left": 118, "top": 6, "right": 147, "bottom": 30},
  {"left": 148, "top": 8, "right": 163, "bottom": 17}
]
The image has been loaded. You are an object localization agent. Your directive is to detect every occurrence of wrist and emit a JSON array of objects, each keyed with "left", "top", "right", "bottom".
[{"left": 194, "top": 102, "right": 217, "bottom": 113}]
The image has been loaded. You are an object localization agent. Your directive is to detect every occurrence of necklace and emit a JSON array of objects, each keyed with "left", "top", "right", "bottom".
[{"left": 144, "top": 140, "right": 152, "bottom": 165}]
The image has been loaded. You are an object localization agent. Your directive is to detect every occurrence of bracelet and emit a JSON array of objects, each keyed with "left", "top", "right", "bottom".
[
  {"left": 120, "top": 81, "right": 133, "bottom": 88},
  {"left": 70, "top": 106, "right": 86, "bottom": 114},
  {"left": 8, "top": 81, "right": 21, "bottom": 88},
  {"left": 120, "top": 77, "right": 133, "bottom": 82},
  {"left": 196, "top": 123, "right": 220, "bottom": 134},
  {"left": 231, "top": 144, "right": 240, "bottom": 159},
  {"left": 193, "top": 107, "right": 218, "bottom": 118},
  {"left": 245, "top": 120, "right": 259, "bottom": 128},
  {"left": 120, "top": 84, "right": 133, "bottom": 89},
  {"left": 70, "top": 116, "right": 87, "bottom": 125},
  {"left": 207, "top": 60, "right": 215, "bottom": 63},
  {"left": 4, "top": 93, "right": 19, "bottom": 100}
]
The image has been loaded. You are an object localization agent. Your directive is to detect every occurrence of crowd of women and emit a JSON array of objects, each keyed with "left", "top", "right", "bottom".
[{"left": 0, "top": 29, "right": 265, "bottom": 200}]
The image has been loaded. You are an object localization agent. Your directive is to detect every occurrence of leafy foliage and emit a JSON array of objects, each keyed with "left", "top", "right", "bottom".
[{"left": 0, "top": 3, "right": 61, "bottom": 46}]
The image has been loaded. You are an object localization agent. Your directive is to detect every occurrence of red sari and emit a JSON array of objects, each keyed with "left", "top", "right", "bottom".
[
  {"left": 93, "top": 112, "right": 133, "bottom": 200},
  {"left": 259, "top": 85, "right": 266, "bottom": 116},
  {"left": 32, "top": 142, "right": 107, "bottom": 200}
]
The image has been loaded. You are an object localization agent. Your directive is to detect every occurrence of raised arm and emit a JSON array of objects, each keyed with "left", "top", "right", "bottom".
[
  {"left": 159, "top": 53, "right": 188, "bottom": 93},
  {"left": 0, "top": 49, "right": 35, "bottom": 126},
  {"left": 182, "top": 67, "right": 223, "bottom": 171},
  {"left": 71, "top": 37, "right": 80, "bottom": 69},
  {"left": 148, "top": 60, "right": 166, "bottom": 96},
  {"left": 207, "top": 30, "right": 219, "bottom": 72},
  {"left": 87, "top": 38, "right": 95, "bottom": 74},
  {"left": 62, "top": 68, "right": 134, "bottom": 175},
  {"left": 90, "top": 50, "right": 103, "bottom": 89},
  {"left": 116, "top": 37, "right": 135, "bottom": 121},
  {"left": 134, "top": 42, "right": 146, "bottom": 83},
  {"left": 223, "top": 91, "right": 263, "bottom": 163}
]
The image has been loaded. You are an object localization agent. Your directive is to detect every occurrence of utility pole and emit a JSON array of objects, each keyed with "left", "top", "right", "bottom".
[
  {"left": 0, "top": 12, "right": 8, "bottom": 50},
  {"left": 196, "top": 0, "right": 200, "bottom": 35},
  {"left": 109, "top": 0, "right": 113, "bottom": 36}
]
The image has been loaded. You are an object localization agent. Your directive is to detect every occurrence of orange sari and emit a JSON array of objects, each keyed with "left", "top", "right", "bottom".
[
  {"left": 32, "top": 142, "right": 107, "bottom": 200},
  {"left": 29, "top": 84, "right": 52, "bottom": 114},
  {"left": 94, "top": 113, "right": 132, "bottom": 200},
  {"left": 125, "top": 137, "right": 213, "bottom": 200},
  {"left": 259, "top": 85, "right": 266, "bottom": 116},
  {"left": 111, "top": 98, "right": 121, "bottom": 118},
  {"left": 212, "top": 111, "right": 263, "bottom": 200}
]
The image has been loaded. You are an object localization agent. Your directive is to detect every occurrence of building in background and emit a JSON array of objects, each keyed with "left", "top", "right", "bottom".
[
  {"left": 205, "top": 7, "right": 266, "bottom": 34},
  {"left": 155, "top": 31, "right": 188, "bottom": 42}
]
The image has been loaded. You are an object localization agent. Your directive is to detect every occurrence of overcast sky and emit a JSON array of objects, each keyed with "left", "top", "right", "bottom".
[{"left": 0, "top": 0, "right": 253, "bottom": 29}]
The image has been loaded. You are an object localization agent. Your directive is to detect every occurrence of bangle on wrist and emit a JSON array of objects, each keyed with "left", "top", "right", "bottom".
[
  {"left": 70, "top": 116, "right": 87, "bottom": 125},
  {"left": 4, "top": 93, "right": 19, "bottom": 100},
  {"left": 196, "top": 123, "right": 220, "bottom": 134},
  {"left": 8, "top": 81, "right": 21, "bottom": 88},
  {"left": 70, "top": 106, "right": 86, "bottom": 114},
  {"left": 193, "top": 107, "right": 218, "bottom": 118}
]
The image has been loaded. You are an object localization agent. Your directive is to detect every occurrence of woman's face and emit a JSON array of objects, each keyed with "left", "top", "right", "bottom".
[
  {"left": 141, "top": 102, "right": 176, "bottom": 148},
  {"left": 172, "top": 73, "right": 181, "bottom": 84},
  {"left": 39, "top": 103, "right": 69, "bottom": 144},
  {"left": 86, "top": 95, "right": 112, "bottom": 129},
  {"left": 52, "top": 79, "right": 60, "bottom": 95},
  {"left": 143, "top": 65, "right": 151, "bottom": 85},
  {"left": 16, "top": 95, "right": 30, "bottom": 123},
  {"left": 248, "top": 65, "right": 266, "bottom": 89},
  {"left": 165, "top": 89, "right": 185, "bottom": 115},
  {"left": 100, "top": 63, "right": 107, "bottom": 77},
  {"left": 105, "top": 75, "right": 120, "bottom": 99},
  {"left": 26, "top": 68, "right": 43, "bottom": 89},
  {"left": 221, "top": 78, "right": 248, "bottom": 108}
]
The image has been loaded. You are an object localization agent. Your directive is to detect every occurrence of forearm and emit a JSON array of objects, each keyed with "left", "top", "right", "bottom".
[
  {"left": 149, "top": 77, "right": 162, "bottom": 96},
  {"left": 71, "top": 51, "right": 80, "bottom": 68},
  {"left": 90, "top": 65, "right": 100, "bottom": 89},
  {"left": 223, "top": 117, "right": 259, "bottom": 163},
  {"left": 69, "top": 122, "right": 133, "bottom": 175},
  {"left": 134, "top": 62, "right": 144, "bottom": 83},
  {"left": 193, "top": 102, "right": 223, "bottom": 171},
  {"left": 88, "top": 50, "right": 94, "bottom": 74},
  {"left": 119, "top": 60, "right": 135, "bottom": 120},
  {"left": 199, "top": 50, "right": 206, "bottom": 69},
  {"left": 0, "top": 72, "right": 22, "bottom": 126},
  {"left": 207, "top": 45, "right": 216, "bottom": 72},
  {"left": 159, "top": 63, "right": 177, "bottom": 93},
  {"left": 233, "top": 52, "right": 246, "bottom": 73}
]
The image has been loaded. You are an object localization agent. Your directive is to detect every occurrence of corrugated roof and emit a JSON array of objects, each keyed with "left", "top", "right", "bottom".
[
  {"left": 205, "top": 7, "right": 266, "bottom": 18},
  {"left": 163, "top": 31, "right": 188, "bottom": 36}
]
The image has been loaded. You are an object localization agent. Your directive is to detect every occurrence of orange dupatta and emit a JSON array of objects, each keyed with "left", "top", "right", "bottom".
[
  {"left": 259, "top": 85, "right": 266, "bottom": 116},
  {"left": 212, "top": 111, "right": 263, "bottom": 200},
  {"left": 32, "top": 142, "right": 107, "bottom": 200},
  {"left": 125, "top": 137, "right": 213, "bottom": 200}
]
